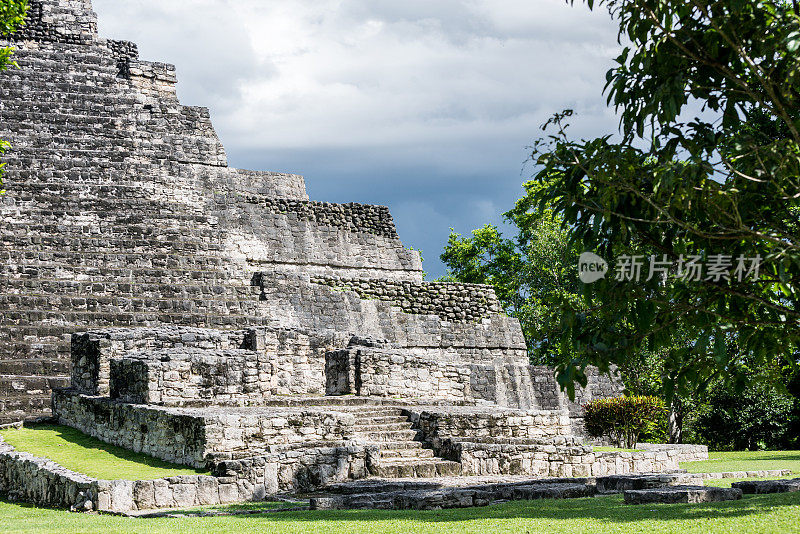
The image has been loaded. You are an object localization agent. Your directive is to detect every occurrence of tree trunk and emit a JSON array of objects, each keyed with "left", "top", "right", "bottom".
[{"left": 668, "top": 397, "right": 684, "bottom": 444}]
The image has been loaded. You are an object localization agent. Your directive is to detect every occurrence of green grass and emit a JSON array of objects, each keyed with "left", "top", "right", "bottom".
[
  {"left": 2, "top": 493, "right": 800, "bottom": 533},
  {"left": 179, "top": 501, "right": 307, "bottom": 514},
  {"left": 681, "top": 450, "right": 800, "bottom": 475},
  {"left": 0, "top": 424, "right": 207, "bottom": 480}
]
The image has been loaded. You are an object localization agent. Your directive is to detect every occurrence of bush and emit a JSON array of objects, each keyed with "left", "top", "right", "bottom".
[
  {"left": 584, "top": 396, "right": 666, "bottom": 448},
  {"left": 687, "top": 379, "right": 795, "bottom": 451}
]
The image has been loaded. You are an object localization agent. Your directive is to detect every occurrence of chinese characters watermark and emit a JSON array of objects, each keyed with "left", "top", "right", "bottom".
[{"left": 578, "top": 253, "right": 762, "bottom": 284}]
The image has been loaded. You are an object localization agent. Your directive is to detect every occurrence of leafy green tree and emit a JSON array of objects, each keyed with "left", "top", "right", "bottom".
[
  {"left": 687, "top": 360, "right": 797, "bottom": 450},
  {"left": 522, "top": 0, "right": 800, "bottom": 398},
  {"left": 440, "top": 183, "right": 584, "bottom": 366},
  {"left": 0, "top": 0, "right": 28, "bottom": 195}
]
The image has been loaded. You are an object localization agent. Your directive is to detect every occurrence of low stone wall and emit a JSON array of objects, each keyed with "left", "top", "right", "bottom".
[
  {"left": 71, "top": 327, "right": 336, "bottom": 401},
  {"left": 54, "top": 390, "right": 209, "bottom": 467},
  {"left": 213, "top": 443, "right": 375, "bottom": 494},
  {"left": 633, "top": 443, "right": 709, "bottom": 463},
  {"left": 110, "top": 349, "right": 273, "bottom": 405},
  {"left": 0, "top": 430, "right": 378, "bottom": 513},
  {"left": 409, "top": 408, "right": 574, "bottom": 446},
  {"left": 439, "top": 440, "right": 682, "bottom": 478},
  {"left": 0, "top": 435, "right": 97, "bottom": 511},
  {"left": 244, "top": 327, "right": 340, "bottom": 397},
  {"left": 53, "top": 391, "right": 359, "bottom": 468},
  {"left": 592, "top": 450, "right": 681, "bottom": 476}
]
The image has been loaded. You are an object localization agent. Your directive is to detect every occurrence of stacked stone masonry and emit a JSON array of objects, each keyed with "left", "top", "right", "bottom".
[
  {"left": 246, "top": 198, "right": 400, "bottom": 240},
  {"left": 311, "top": 277, "right": 502, "bottom": 323},
  {"left": 0, "top": 0, "right": 693, "bottom": 514}
]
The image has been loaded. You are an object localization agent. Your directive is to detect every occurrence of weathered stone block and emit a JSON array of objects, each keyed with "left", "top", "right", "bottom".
[{"left": 624, "top": 486, "right": 743, "bottom": 505}]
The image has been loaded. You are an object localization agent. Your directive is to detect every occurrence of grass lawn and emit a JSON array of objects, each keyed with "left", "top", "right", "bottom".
[
  {"left": 681, "top": 451, "right": 800, "bottom": 475},
  {"left": 0, "top": 424, "right": 207, "bottom": 480},
  {"left": 1, "top": 493, "right": 799, "bottom": 534},
  {"left": 1, "top": 428, "right": 799, "bottom": 532}
]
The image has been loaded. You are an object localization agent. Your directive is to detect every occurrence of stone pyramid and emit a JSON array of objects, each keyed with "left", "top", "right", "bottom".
[
  {"left": 0, "top": 3, "right": 711, "bottom": 515},
  {"left": 1, "top": 0, "right": 624, "bottom": 426}
]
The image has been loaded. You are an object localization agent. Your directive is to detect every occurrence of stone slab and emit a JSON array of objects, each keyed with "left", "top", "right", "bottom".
[
  {"left": 597, "top": 473, "right": 704, "bottom": 493},
  {"left": 624, "top": 485, "right": 743, "bottom": 505},
  {"left": 310, "top": 482, "right": 596, "bottom": 510},
  {"left": 732, "top": 478, "right": 800, "bottom": 494}
]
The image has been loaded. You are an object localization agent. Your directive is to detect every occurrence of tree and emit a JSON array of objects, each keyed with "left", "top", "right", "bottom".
[
  {"left": 440, "top": 182, "right": 584, "bottom": 366},
  {"left": 688, "top": 358, "right": 797, "bottom": 450},
  {"left": 521, "top": 0, "right": 800, "bottom": 398},
  {"left": 0, "top": 0, "right": 29, "bottom": 195}
]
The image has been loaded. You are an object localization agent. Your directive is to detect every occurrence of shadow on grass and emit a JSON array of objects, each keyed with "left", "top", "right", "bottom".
[
  {"left": 9, "top": 424, "right": 207, "bottom": 477},
  {"left": 229, "top": 493, "right": 800, "bottom": 526}
]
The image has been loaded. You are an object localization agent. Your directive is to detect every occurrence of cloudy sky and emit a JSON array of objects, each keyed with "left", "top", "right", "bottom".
[{"left": 92, "top": 0, "right": 622, "bottom": 278}]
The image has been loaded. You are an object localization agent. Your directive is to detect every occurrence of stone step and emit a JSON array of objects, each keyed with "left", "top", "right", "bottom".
[
  {"left": 1, "top": 220, "right": 223, "bottom": 237},
  {"left": 353, "top": 430, "right": 420, "bottom": 442},
  {"left": 346, "top": 408, "right": 406, "bottom": 417},
  {"left": 0, "top": 359, "right": 70, "bottom": 376},
  {"left": 624, "top": 486, "right": 743, "bottom": 505},
  {"left": 1, "top": 201, "right": 216, "bottom": 221},
  {"left": 0, "top": 283, "right": 259, "bottom": 301},
  {"left": 372, "top": 440, "right": 425, "bottom": 451},
  {"left": 353, "top": 422, "right": 413, "bottom": 432},
  {"left": 371, "top": 460, "right": 462, "bottom": 478},
  {"left": 379, "top": 448, "right": 435, "bottom": 459},
  {"left": 0, "top": 309, "right": 272, "bottom": 329},
  {"left": 311, "top": 481, "right": 596, "bottom": 511},
  {"left": 0, "top": 299, "right": 263, "bottom": 318},
  {"left": 354, "top": 416, "right": 409, "bottom": 425},
  {"left": 0, "top": 254, "right": 235, "bottom": 271}
]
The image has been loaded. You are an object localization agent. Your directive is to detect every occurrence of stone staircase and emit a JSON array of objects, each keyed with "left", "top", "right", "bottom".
[{"left": 350, "top": 407, "right": 462, "bottom": 478}]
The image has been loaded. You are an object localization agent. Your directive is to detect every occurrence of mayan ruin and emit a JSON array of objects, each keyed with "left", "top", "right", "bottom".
[{"left": 6, "top": 0, "right": 799, "bottom": 522}]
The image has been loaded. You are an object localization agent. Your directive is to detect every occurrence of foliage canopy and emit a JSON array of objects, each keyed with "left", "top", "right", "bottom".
[{"left": 520, "top": 0, "right": 800, "bottom": 397}]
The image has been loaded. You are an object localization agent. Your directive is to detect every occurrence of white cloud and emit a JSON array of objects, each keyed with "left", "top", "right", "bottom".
[{"left": 90, "top": 0, "right": 623, "bottom": 276}]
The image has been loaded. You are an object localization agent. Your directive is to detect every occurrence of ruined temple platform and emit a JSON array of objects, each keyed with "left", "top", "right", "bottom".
[{"left": 0, "top": 0, "right": 708, "bottom": 513}]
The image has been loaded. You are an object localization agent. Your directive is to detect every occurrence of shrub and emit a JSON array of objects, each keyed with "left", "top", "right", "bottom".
[
  {"left": 584, "top": 396, "right": 666, "bottom": 449},
  {"left": 687, "top": 379, "right": 795, "bottom": 451}
]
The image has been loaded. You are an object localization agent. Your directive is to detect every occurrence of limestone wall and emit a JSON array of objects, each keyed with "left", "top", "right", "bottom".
[
  {"left": 255, "top": 272, "right": 528, "bottom": 363},
  {"left": 311, "top": 278, "right": 502, "bottom": 323},
  {"left": 53, "top": 391, "right": 210, "bottom": 466},
  {"left": 0, "top": 432, "right": 368, "bottom": 513},
  {"left": 109, "top": 346, "right": 322, "bottom": 406},
  {"left": 446, "top": 440, "right": 682, "bottom": 477},
  {"left": 326, "top": 347, "right": 473, "bottom": 402},
  {"left": 409, "top": 408, "right": 574, "bottom": 445},
  {"left": 224, "top": 209, "right": 424, "bottom": 280},
  {"left": 53, "top": 391, "right": 361, "bottom": 468},
  {"left": 70, "top": 328, "right": 247, "bottom": 397},
  {"left": 8, "top": 0, "right": 98, "bottom": 45},
  {"left": 324, "top": 343, "right": 620, "bottom": 415}
]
